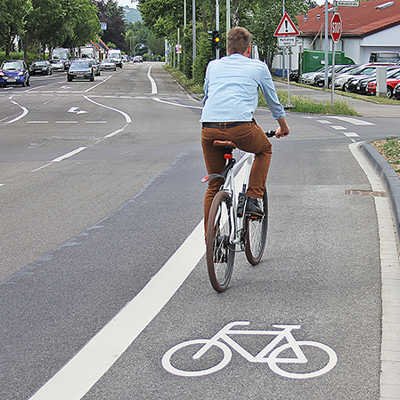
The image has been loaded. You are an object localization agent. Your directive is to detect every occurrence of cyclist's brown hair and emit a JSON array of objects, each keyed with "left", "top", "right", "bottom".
[{"left": 227, "top": 27, "right": 253, "bottom": 55}]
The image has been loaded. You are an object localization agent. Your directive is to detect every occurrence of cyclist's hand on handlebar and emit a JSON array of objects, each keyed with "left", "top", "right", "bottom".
[{"left": 275, "top": 126, "right": 290, "bottom": 138}]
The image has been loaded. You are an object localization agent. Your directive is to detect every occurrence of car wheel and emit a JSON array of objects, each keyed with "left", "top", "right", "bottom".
[
  {"left": 343, "top": 83, "right": 350, "bottom": 92},
  {"left": 26, "top": 78, "right": 30, "bottom": 87},
  {"left": 22, "top": 79, "right": 26, "bottom": 87},
  {"left": 67, "top": 76, "right": 72, "bottom": 82},
  {"left": 90, "top": 76, "right": 94, "bottom": 82},
  {"left": 114, "top": 67, "right": 116, "bottom": 71},
  {"left": 387, "top": 86, "right": 393, "bottom": 98}
]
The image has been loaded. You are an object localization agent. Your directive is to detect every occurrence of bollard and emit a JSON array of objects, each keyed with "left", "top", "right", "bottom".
[{"left": 376, "top": 66, "right": 387, "bottom": 98}]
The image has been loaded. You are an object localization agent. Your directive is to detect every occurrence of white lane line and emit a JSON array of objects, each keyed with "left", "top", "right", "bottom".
[
  {"left": 85, "top": 121, "right": 107, "bottom": 124},
  {"left": 104, "top": 124, "right": 128, "bottom": 138},
  {"left": 24, "top": 85, "right": 47, "bottom": 93},
  {"left": 5, "top": 98, "right": 29, "bottom": 124},
  {"left": 51, "top": 147, "right": 87, "bottom": 162},
  {"left": 31, "top": 147, "right": 87, "bottom": 172},
  {"left": 331, "top": 125, "right": 346, "bottom": 130},
  {"left": 84, "top": 75, "right": 112, "bottom": 93},
  {"left": 27, "top": 121, "right": 49, "bottom": 124},
  {"left": 55, "top": 121, "right": 78, "bottom": 124},
  {"left": 0, "top": 184, "right": 4, "bottom": 187},
  {"left": 328, "top": 116, "right": 374, "bottom": 126},
  {"left": 28, "top": 220, "right": 206, "bottom": 400},
  {"left": 344, "top": 132, "right": 360, "bottom": 137},
  {"left": 147, "top": 65, "right": 158, "bottom": 95},
  {"left": 83, "top": 95, "right": 132, "bottom": 123},
  {"left": 316, "top": 120, "right": 332, "bottom": 124},
  {"left": 153, "top": 97, "right": 202, "bottom": 109},
  {"left": 349, "top": 142, "right": 400, "bottom": 400}
]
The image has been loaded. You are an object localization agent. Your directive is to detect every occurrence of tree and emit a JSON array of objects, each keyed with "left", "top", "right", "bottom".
[
  {"left": 94, "top": 0, "right": 125, "bottom": 50},
  {"left": 0, "top": 0, "right": 31, "bottom": 55}
]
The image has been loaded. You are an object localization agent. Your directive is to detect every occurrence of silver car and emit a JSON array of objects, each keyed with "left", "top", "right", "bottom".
[{"left": 100, "top": 59, "right": 117, "bottom": 71}]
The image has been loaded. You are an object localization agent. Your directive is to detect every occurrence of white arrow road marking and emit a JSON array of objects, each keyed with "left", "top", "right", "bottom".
[
  {"left": 5, "top": 98, "right": 29, "bottom": 124},
  {"left": 316, "top": 120, "right": 332, "bottom": 124},
  {"left": 60, "top": 86, "right": 71, "bottom": 89},
  {"left": 331, "top": 125, "right": 346, "bottom": 130},
  {"left": 68, "top": 107, "right": 88, "bottom": 115}
]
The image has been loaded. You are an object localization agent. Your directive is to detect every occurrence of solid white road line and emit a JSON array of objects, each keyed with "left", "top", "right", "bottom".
[
  {"left": 147, "top": 65, "right": 158, "bottom": 94},
  {"left": 316, "top": 120, "right": 332, "bottom": 124},
  {"left": 153, "top": 97, "right": 202, "bottom": 109},
  {"left": 328, "top": 116, "right": 374, "bottom": 126},
  {"left": 28, "top": 220, "right": 206, "bottom": 400},
  {"left": 6, "top": 98, "right": 29, "bottom": 124},
  {"left": 51, "top": 147, "right": 87, "bottom": 162},
  {"left": 331, "top": 125, "right": 346, "bottom": 130},
  {"left": 84, "top": 75, "right": 112, "bottom": 93},
  {"left": 83, "top": 96, "right": 132, "bottom": 123},
  {"left": 344, "top": 132, "right": 360, "bottom": 137},
  {"left": 349, "top": 142, "right": 400, "bottom": 400}
]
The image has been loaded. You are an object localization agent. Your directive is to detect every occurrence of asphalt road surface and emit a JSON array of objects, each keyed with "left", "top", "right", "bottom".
[{"left": 0, "top": 62, "right": 398, "bottom": 400}]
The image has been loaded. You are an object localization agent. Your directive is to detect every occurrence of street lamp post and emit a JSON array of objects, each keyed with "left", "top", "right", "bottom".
[
  {"left": 324, "top": 0, "right": 329, "bottom": 88},
  {"left": 192, "top": 0, "right": 196, "bottom": 71}
]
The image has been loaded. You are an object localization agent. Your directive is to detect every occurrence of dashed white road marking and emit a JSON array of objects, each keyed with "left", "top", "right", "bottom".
[
  {"left": 328, "top": 116, "right": 374, "bottom": 126},
  {"left": 147, "top": 65, "right": 158, "bottom": 95},
  {"left": 27, "top": 219, "right": 206, "bottom": 400},
  {"left": 331, "top": 125, "right": 346, "bottom": 130},
  {"left": 0, "top": 184, "right": 4, "bottom": 187},
  {"left": 85, "top": 121, "right": 107, "bottom": 124},
  {"left": 316, "top": 120, "right": 332, "bottom": 124},
  {"left": 31, "top": 147, "right": 87, "bottom": 172},
  {"left": 344, "top": 132, "right": 360, "bottom": 138},
  {"left": 26, "top": 121, "right": 49, "bottom": 124},
  {"left": 55, "top": 121, "right": 78, "bottom": 124}
]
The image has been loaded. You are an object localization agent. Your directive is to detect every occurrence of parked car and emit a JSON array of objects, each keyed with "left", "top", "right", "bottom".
[
  {"left": 50, "top": 59, "right": 66, "bottom": 72},
  {"left": 67, "top": 60, "right": 94, "bottom": 82},
  {"left": 0, "top": 60, "right": 30, "bottom": 87},
  {"left": 300, "top": 66, "right": 327, "bottom": 85},
  {"left": 30, "top": 60, "right": 52, "bottom": 75},
  {"left": 314, "top": 64, "right": 357, "bottom": 87},
  {"left": 100, "top": 59, "right": 117, "bottom": 71},
  {"left": 289, "top": 70, "right": 299, "bottom": 82},
  {"left": 346, "top": 66, "right": 399, "bottom": 93},
  {"left": 394, "top": 83, "right": 400, "bottom": 100},
  {"left": 357, "top": 68, "right": 400, "bottom": 96}
]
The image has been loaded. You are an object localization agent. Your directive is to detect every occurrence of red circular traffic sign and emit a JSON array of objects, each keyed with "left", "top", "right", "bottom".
[{"left": 331, "top": 12, "right": 342, "bottom": 43}]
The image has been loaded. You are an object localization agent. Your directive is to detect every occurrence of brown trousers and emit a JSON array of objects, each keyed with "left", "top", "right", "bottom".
[{"left": 201, "top": 121, "right": 272, "bottom": 234}]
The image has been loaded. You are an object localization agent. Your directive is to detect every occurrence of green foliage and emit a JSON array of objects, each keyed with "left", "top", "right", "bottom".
[
  {"left": 193, "top": 30, "right": 213, "bottom": 86},
  {"left": 0, "top": 50, "right": 45, "bottom": 66}
]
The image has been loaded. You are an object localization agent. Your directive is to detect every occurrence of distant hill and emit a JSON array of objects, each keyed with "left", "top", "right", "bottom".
[{"left": 123, "top": 6, "right": 142, "bottom": 23}]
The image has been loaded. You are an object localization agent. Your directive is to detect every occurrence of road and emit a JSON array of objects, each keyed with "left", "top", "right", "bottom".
[{"left": 0, "top": 62, "right": 398, "bottom": 400}]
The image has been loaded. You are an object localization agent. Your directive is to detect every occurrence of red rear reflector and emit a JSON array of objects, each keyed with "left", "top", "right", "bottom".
[
  {"left": 224, "top": 154, "right": 232, "bottom": 159},
  {"left": 201, "top": 176, "right": 209, "bottom": 183}
]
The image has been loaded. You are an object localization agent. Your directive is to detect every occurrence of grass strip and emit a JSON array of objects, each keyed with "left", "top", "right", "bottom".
[
  {"left": 163, "top": 65, "right": 203, "bottom": 94},
  {"left": 373, "top": 137, "right": 400, "bottom": 177}
]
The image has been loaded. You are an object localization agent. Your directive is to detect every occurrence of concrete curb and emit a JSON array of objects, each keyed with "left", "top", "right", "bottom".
[{"left": 359, "top": 141, "right": 400, "bottom": 243}]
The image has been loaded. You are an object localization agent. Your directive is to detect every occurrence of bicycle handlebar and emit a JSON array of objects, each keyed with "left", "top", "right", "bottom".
[{"left": 266, "top": 130, "right": 276, "bottom": 138}]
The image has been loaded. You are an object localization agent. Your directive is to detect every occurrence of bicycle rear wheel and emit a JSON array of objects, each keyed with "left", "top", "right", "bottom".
[
  {"left": 244, "top": 190, "right": 268, "bottom": 265},
  {"left": 206, "top": 191, "right": 235, "bottom": 292}
]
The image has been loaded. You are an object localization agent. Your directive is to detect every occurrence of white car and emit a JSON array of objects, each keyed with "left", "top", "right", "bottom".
[
  {"left": 100, "top": 59, "right": 117, "bottom": 71},
  {"left": 50, "top": 59, "right": 65, "bottom": 72}
]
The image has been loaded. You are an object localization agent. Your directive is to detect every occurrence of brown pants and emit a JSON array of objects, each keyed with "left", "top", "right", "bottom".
[{"left": 201, "top": 121, "right": 272, "bottom": 234}]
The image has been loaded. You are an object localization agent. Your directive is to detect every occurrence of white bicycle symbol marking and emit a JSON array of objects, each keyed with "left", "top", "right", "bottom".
[{"left": 162, "top": 321, "right": 337, "bottom": 379}]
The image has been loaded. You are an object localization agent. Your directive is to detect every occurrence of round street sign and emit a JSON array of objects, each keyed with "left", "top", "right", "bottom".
[{"left": 331, "top": 12, "right": 342, "bottom": 43}]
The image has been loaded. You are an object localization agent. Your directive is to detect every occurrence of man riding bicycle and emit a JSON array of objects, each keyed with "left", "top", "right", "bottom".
[{"left": 201, "top": 26, "right": 290, "bottom": 236}]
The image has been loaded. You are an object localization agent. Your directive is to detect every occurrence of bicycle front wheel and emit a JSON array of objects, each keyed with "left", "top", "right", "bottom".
[
  {"left": 206, "top": 191, "right": 235, "bottom": 292},
  {"left": 244, "top": 190, "right": 268, "bottom": 265}
]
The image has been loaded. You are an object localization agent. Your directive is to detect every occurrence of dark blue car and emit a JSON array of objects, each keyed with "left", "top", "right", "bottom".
[{"left": 0, "top": 60, "right": 30, "bottom": 87}]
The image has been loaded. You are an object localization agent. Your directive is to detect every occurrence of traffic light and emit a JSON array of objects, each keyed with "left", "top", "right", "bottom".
[{"left": 212, "top": 30, "right": 221, "bottom": 49}]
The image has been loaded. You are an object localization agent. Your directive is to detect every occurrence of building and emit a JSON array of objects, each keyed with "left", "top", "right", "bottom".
[{"left": 273, "top": 0, "right": 400, "bottom": 73}]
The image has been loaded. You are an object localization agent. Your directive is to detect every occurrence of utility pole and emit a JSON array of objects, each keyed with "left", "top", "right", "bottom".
[
  {"left": 324, "top": 0, "right": 329, "bottom": 88},
  {"left": 216, "top": 0, "right": 220, "bottom": 59},
  {"left": 226, "top": 0, "right": 230, "bottom": 52},
  {"left": 184, "top": 0, "right": 187, "bottom": 29},
  {"left": 192, "top": 0, "right": 196, "bottom": 71}
]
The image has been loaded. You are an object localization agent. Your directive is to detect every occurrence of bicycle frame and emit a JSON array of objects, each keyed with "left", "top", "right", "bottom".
[
  {"left": 192, "top": 321, "right": 308, "bottom": 364},
  {"left": 220, "top": 152, "right": 254, "bottom": 247}
]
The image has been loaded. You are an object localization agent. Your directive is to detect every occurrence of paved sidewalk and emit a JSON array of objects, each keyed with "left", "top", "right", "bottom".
[{"left": 274, "top": 81, "right": 400, "bottom": 117}]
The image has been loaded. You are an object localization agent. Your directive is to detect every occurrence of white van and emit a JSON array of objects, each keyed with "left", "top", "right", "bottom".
[{"left": 107, "top": 49, "right": 123, "bottom": 68}]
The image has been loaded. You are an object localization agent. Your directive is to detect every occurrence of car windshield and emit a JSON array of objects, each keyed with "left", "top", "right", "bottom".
[
  {"left": 34, "top": 61, "right": 47, "bottom": 66},
  {"left": 70, "top": 61, "right": 90, "bottom": 69},
  {"left": 390, "top": 70, "right": 400, "bottom": 79},
  {"left": 2, "top": 61, "right": 24, "bottom": 70},
  {"left": 356, "top": 67, "right": 375, "bottom": 75}
]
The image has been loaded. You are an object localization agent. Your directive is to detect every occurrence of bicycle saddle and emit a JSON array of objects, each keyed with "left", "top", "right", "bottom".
[{"left": 213, "top": 140, "right": 237, "bottom": 149}]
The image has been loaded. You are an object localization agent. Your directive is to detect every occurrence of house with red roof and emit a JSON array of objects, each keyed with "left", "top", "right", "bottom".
[{"left": 273, "top": 0, "right": 400, "bottom": 71}]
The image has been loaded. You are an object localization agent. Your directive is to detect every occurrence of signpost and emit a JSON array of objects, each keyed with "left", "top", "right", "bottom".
[
  {"left": 336, "top": 0, "right": 359, "bottom": 6},
  {"left": 274, "top": 11, "right": 300, "bottom": 108},
  {"left": 330, "top": 12, "right": 342, "bottom": 108}
]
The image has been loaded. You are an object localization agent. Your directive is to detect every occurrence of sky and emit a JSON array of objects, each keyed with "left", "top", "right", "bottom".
[{"left": 118, "top": 0, "right": 138, "bottom": 8}]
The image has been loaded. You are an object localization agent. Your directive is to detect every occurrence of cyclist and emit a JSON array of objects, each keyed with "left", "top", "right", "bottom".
[{"left": 201, "top": 26, "right": 290, "bottom": 236}]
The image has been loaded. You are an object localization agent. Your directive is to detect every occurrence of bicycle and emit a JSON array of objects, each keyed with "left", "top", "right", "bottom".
[
  {"left": 162, "top": 321, "right": 337, "bottom": 379},
  {"left": 202, "top": 130, "right": 276, "bottom": 292}
]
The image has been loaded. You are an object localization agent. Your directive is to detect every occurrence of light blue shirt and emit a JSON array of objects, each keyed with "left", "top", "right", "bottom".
[{"left": 200, "top": 54, "right": 285, "bottom": 122}]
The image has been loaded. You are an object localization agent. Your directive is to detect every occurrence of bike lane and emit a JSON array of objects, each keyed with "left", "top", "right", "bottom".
[{"left": 78, "top": 112, "right": 381, "bottom": 400}]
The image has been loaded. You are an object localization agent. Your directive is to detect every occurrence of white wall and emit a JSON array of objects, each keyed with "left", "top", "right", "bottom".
[{"left": 343, "top": 38, "right": 361, "bottom": 63}]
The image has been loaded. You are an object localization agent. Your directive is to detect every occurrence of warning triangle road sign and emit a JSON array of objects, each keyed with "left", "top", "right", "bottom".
[{"left": 274, "top": 11, "right": 300, "bottom": 37}]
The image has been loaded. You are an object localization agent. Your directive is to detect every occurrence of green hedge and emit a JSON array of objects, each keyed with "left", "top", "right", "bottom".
[{"left": 0, "top": 51, "right": 48, "bottom": 66}]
